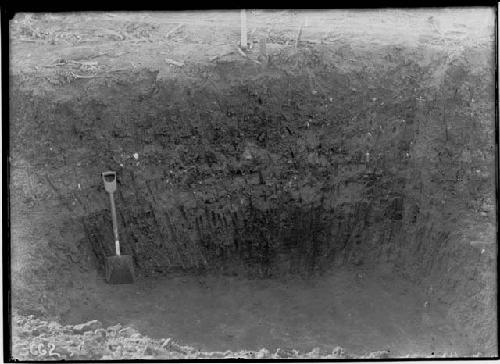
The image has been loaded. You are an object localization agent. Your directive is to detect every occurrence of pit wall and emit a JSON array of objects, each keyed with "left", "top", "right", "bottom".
[{"left": 10, "top": 44, "right": 496, "bottom": 352}]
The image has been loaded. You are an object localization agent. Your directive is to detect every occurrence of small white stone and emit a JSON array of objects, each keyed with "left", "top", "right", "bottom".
[
  {"left": 77, "top": 183, "right": 81, "bottom": 189},
  {"left": 120, "top": 163, "right": 124, "bottom": 167},
  {"left": 481, "top": 249, "right": 485, "bottom": 254},
  {"left": 133, "top": 153, "right": 139, "bottom": 160}
]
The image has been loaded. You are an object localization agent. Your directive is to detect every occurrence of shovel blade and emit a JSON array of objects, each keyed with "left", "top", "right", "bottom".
[{"left": 105, "top": 255, "right": 135, "bottom": 284}]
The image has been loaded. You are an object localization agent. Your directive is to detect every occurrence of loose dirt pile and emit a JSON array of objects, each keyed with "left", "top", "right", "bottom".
[
  {"left": 14, "top": 315, "right": 397, "bottom": 360},
  {"left": 13, "top": 312, "right": 468, "bottom": 360}
]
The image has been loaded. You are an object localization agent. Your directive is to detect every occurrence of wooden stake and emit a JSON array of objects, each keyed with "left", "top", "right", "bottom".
[
  {"left": 295, "top": 22, "right": 304, "bottom": 49},
  {"left": 258, "top": 37, "right": 267, "bottom": 64},
  {"left": 240, "top": 9, "right": 248, "bottom": 50}
]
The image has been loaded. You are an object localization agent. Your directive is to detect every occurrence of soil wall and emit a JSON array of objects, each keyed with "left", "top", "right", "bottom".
[{"left": 10, "top": 41, "right": 496, "bottom": 352}]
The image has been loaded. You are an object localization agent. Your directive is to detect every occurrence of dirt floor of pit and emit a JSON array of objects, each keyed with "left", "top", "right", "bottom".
[{"left": 59, "top": 267, "right": 470, "bottom": 357}]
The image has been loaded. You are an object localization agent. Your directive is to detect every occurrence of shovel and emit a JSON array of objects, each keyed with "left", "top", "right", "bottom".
[{"left": 102, "top": 171, "right": 135, "bottom": 284}]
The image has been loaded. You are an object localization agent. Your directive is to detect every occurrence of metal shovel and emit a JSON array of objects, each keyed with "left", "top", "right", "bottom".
[{"left": 102, "top": 171, "right": 135, "bottom": 284}]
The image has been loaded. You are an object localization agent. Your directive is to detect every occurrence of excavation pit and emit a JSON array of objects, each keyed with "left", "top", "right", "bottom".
[{"left": 9, "top": 10, "right": 497, "bottom": 359}]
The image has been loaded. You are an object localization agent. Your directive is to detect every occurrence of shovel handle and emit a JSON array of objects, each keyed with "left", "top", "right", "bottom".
[
  {"left": 108, "top": 191, "right": 120, "bottom": 255},
  {"left": 102, "top": 171, "right": 120, "bottom": 255}
]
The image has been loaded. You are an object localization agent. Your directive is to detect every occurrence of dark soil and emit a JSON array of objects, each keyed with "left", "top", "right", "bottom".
[{"left": 9, "top": 10, "right": 497, "bottom": 359}]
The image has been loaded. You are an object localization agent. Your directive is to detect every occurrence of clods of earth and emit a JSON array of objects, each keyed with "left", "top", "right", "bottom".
[
  {"left": 13, "top": 313, "right": 466, "bottom": 360},
  {"left": 13, "top": 315, "right": 392, "bottom": 360}
]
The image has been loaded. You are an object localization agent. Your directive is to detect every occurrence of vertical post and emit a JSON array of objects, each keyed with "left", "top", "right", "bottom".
[
  {"left": 258, "top": 36, "right": 267, "bottom": 64},
  {"left": 240, "top": 9, "right": 248, "bottom": 49},
  {"left": 295, "top": 23, "right": 303, "bottom": 49},
  {"left": 497, "top": 5, "right": 499, "bottom": 233}
]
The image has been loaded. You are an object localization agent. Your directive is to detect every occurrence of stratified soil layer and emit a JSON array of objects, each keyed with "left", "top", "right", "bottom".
[{"left": 9, "top": 10, "right": 497, "bottom": 358}]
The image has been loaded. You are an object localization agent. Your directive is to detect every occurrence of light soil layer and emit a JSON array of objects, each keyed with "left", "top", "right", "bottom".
[{"left": 9, "top": 9, "right": 497, "bottom": 358}]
